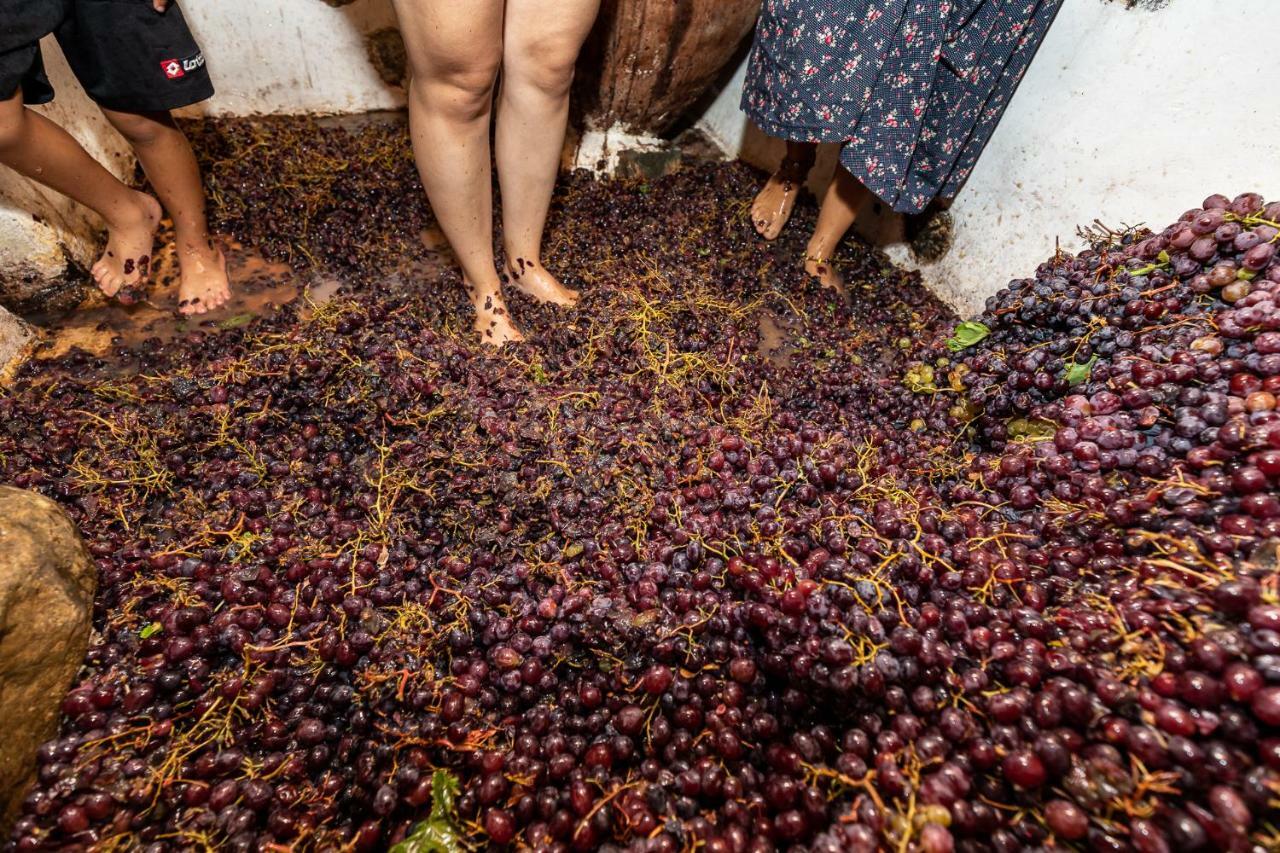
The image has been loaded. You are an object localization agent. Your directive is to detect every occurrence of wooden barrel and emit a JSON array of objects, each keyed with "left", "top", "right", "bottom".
[{"left": 576, "top": 0, "right": 761, "bottom": 136}]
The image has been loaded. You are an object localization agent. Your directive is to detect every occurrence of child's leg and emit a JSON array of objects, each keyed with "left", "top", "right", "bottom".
[
  {"left": 494, "top": 0, "right": 600, "bottom": 308},
  {"left": 99, "top": 108, "right": 228, "bottom": 315},
  {"left": 803, "top": 164, "right": 870, "bottom": 294},
  {"left": 0, "top": 90, "right": 159, "bottom": 296}
]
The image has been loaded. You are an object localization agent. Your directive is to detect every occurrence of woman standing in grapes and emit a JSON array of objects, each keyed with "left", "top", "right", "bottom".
[
  {"left": 744, "top": 0, "right": 1062, "bottom": 291},
  {"left": 389, "top": 0, "right": 600, "bottom": 345}
]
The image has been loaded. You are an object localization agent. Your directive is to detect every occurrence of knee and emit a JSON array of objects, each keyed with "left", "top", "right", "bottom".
[
  {"left": 105, "top": 111, "right": 169, "bottom": 147},
  {"left": 0, "top": 98, "right": 27, "bottom": 151},
  {"left": 413, "top": 57, "right": 501, "bottom": 121},
  {"left": 505, "top": 44, "right": 579, "bottom": 99}
]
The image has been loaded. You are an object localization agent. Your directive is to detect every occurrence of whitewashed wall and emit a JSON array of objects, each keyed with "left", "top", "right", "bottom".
[
  {"left": 696, "top": 0, "right": 1280, "bottom": 317},
  {"left": 0, "top": 0, "right": 404, "bottom": 284}
]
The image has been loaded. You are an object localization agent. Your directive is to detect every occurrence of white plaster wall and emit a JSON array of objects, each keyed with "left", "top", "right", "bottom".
[
  {"left": 696, "top": 0, "right": 1280, "bottom": 318},
  {"left": 0, "top": 0, "right": 403, "bottom": 284},
  {"left": 179, "top": 0, "right": 403, "bottom": 117}
]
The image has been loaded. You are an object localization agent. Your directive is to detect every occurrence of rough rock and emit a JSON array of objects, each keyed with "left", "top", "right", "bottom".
[
  {"left": 0, "top": 304, "right": 33, "bottom": 380},
  {"left": 0, "top": 487, "right": 95, "bottom": 831}
]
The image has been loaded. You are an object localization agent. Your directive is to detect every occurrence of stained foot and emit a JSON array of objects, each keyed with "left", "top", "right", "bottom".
[
  {"left": 804, "top": 254, "right": 847, "bottom": 297},
  {"left": 504, "top": 257, "right": 579, "bottom": 307},
  {"left": 751, "top": 160, "right": 812, "bottom": 240},
  {"left": 471, "top": 285, "right": 525, "bottom": 347},
  {"left": 90, "top": 192, "right": 162, "bottom": 298},
  {"left": 176, "top": 241, "right": 231, "bottom": 316}
]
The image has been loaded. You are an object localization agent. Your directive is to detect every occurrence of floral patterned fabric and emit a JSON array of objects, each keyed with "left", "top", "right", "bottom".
[{"left": 741, "top": 0, "right": 1062, "bottom": 214}]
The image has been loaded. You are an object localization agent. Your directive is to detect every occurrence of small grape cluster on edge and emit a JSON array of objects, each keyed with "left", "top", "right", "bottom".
[{"left": 2, "top": 161, "right": 1279, "bottom": 853}]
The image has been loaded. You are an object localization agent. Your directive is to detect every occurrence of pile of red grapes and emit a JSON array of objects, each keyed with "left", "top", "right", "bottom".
[{"left": 2, "top": 137, "right": 1278, "bottom": 852}]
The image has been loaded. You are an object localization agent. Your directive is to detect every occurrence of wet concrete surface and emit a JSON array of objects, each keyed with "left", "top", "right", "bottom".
[{"left": 24, "top": 241, "right": 340, "bottom": 363}]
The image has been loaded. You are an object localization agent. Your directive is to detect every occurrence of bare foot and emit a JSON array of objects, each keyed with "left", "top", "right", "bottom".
[
  {"left": 804, "top": 254, "right": 847, "bottom": 297},
  {"left": 752, "top": 159, "right": 813, "bottom": 240},
  {"left": 470, "top": 284, "right": 525, "bottom": 346},
  {"left": 504, "top": 256, "right": 579, "bottom": 307},
  {"left": 176, "top": 241, "right": 230, "bottom": 316},
  {"left": 90, "top": 191, "right": 162, "bottom": 298}
]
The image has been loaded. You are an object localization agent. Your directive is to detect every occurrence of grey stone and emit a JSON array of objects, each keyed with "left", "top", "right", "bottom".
[
  {"left": 0, "top": 487, "right": 95, "bottom": 832},
  {"left": 0, "top": 253, "right": 91, "bottom": 316},
  {"left": 0, "top": 304, "right": 33, "bottom": 379}
]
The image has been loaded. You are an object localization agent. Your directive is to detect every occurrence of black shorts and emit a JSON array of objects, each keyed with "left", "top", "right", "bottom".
[{"left": 0, "top": 0, "right": 214, "bottom": 113}]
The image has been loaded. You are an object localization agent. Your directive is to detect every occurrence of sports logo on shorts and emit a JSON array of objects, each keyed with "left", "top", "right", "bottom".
[{"left": 160, "top": 53, "right": 205, "bottom": 81}]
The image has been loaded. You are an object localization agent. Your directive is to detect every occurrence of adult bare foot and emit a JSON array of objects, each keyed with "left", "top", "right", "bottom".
[
  {"left": 176, "top": 241, "right": 230, "bottom": 316},
  {"left": 471, "top": 284, "right": 525, "bottom": 346},
  {"left": 90, "top": 191, "right": 161, "bottom": 298},
  {"left": 751, "top": 156, "right": 814, "bottom": 240},
  {"left": 504, "top": 256, "right": 579, "bottom": 307},
  {"left": 804, "top": 253, "right": 847, "bottom": 297}
]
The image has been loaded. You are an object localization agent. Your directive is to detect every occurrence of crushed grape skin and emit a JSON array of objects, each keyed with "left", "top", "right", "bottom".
[{"left": 4, "top": 123, "right": 1280, "bottom": 853}]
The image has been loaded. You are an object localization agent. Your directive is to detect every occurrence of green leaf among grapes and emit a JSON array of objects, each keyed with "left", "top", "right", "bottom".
[
  {"left": 1065, "top": 355, "right": 1099, "bottom": 386},
  {"left": 218, "top": 313, "right": 256, "bottom": 330},
  {"left": 390, "top": 771, "right": 464, "bottom": 853},
  {"left": 140, "top": 622, "right": 163, "bottom": 639},
  {"left": 946, "top": 321, "right": 990, "bottom": 352}
]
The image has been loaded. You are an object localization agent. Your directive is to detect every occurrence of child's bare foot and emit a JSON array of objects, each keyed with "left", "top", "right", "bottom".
[
  {"left": 471, "top": 284, "right": 525, "bottom": 346},
  {"left": 504, "top": 256, "right": 579, "bottom": 307},
  {"left": 752, "top": 158, "right": 813, "bottom": 240},
  {"left": 176, "top": 241, "right": 230, "bottom": 316},
  {"left": 804, "top": 253, "right": 847, "bottom": 297},
  {"left": 91, "top": 191, "right": 161, "bottom": 297}
]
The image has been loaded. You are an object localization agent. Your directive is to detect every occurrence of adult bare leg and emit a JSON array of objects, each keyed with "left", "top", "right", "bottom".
[
  {"left": 101, "top": 108, "right": 228, "bottom": 315},
  {"left": 803, "top": 164, "right": 870, "bottom": 294},
  {"left": 0, "top": 91, "right": 159, "bottom": 297},
  {"left": 495, "top": 0, "right": 600, "bottom": 307},
  {"left": 391, "top": 0, "right": 522, "bottom": 345},
  {"left": 751, "top": 140, "right": 816, "bottom": 240}
]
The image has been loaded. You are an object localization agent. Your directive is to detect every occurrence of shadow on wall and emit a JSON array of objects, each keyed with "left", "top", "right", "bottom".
[{"left": 310, "top": 0, "right": 407, "bottom": 90}]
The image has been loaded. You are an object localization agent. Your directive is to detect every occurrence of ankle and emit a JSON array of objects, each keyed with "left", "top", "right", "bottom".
[
  {"left": 778, "top": 155, "right": 814, "bottom": 181},
  {"left": 175, "top": 232, "right": 216, "bottom": 256},
  {"left": 504, "top": 252, "right": 542, "bottom": 275},
  {"left": 804, "top": 240, "right": 833, "bottom": 265},
  {"left": 107, "top": 191, "right": 160, "bottom": 230},
  {"left": 467, "top": 281, "right": 503, "bottom": 305}
]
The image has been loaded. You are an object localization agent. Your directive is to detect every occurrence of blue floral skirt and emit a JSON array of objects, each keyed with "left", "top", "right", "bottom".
[{"left": 742, "top": 0, "right": 1062, "bottom": 214}]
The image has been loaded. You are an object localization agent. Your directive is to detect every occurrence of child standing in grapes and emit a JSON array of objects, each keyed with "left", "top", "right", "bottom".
[
  {"left": 743, "top": 0, "right": 1062, "bottom": 291},
  {"left": 0, "top": 0, "right": 229, "bottom": 314}
]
